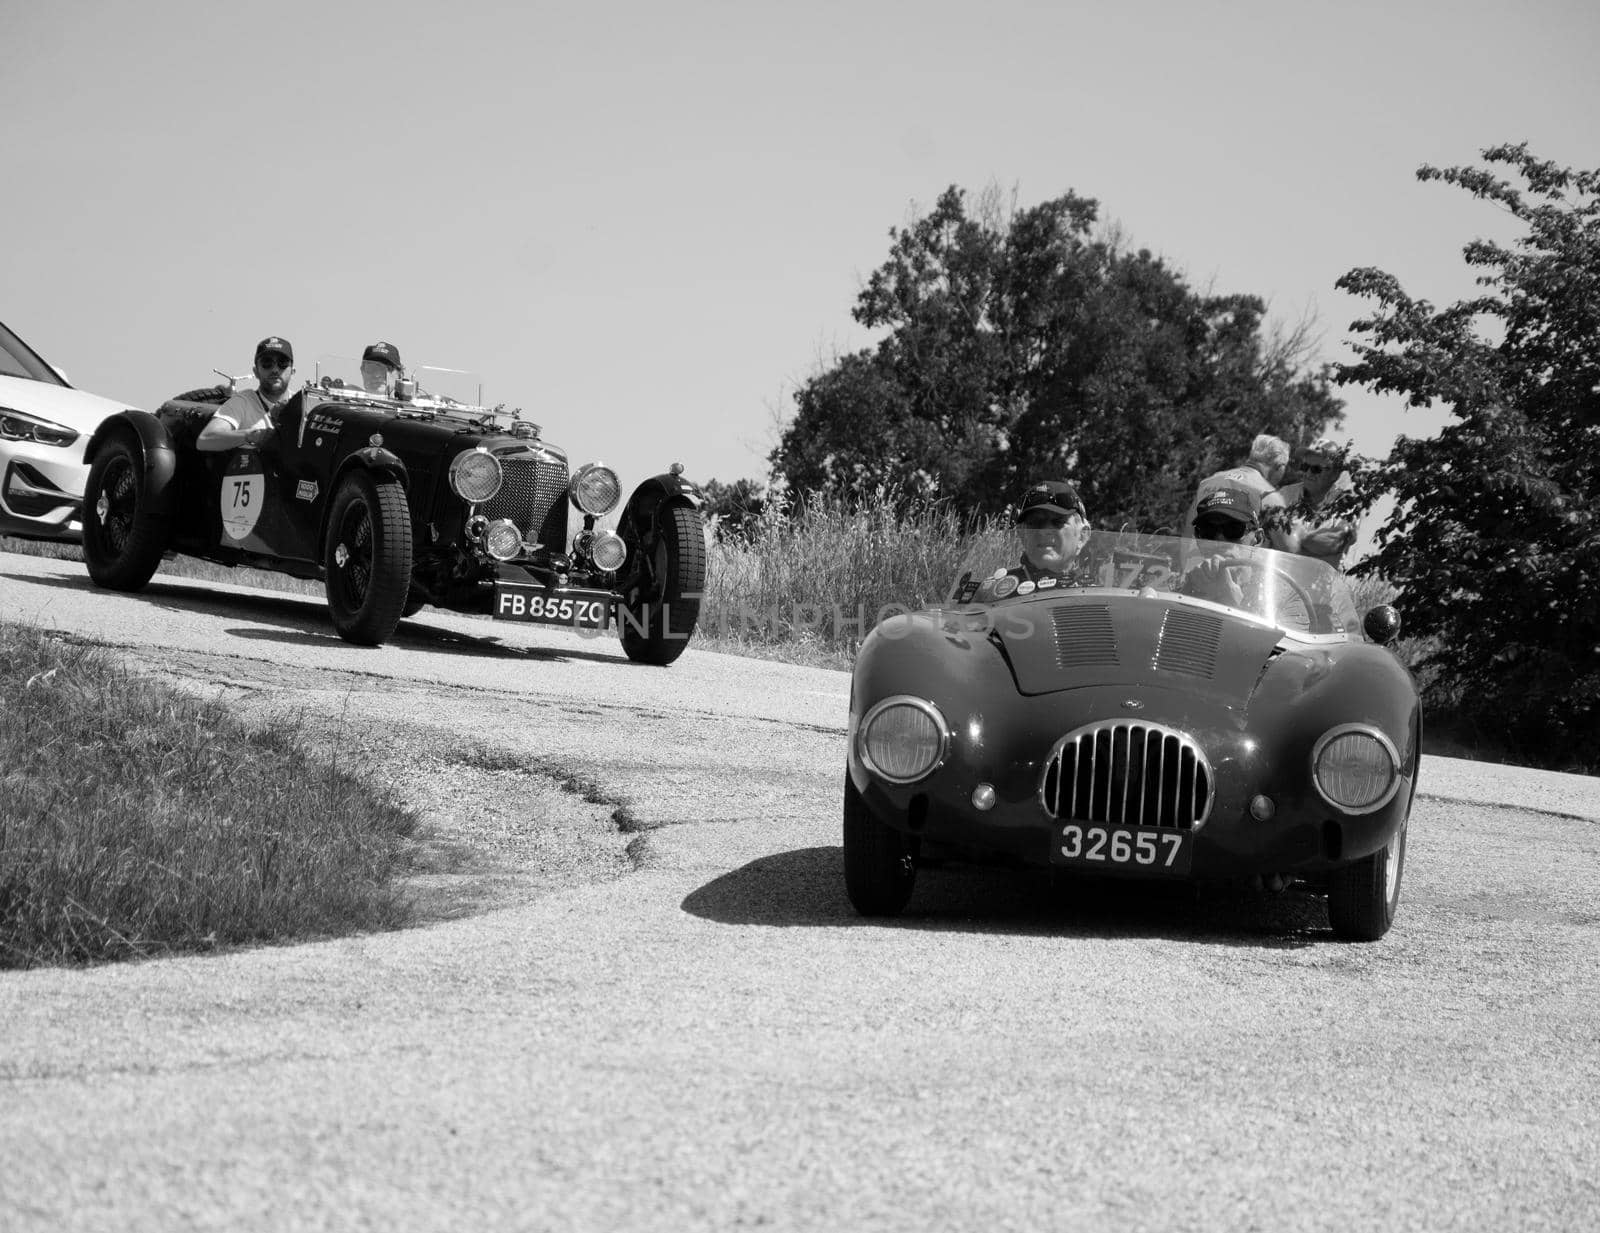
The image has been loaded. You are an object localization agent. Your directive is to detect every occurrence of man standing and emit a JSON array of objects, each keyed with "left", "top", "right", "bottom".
[
  {"left": 1183, "top": 433, "right": 1297, "bottom": 552},
  {"left": 197, "top": 336, "right": 295, "bottom": 452},
  {"left": 359, "top": 340, "right": 403, "bottom": 394},
  {"left": 1277, "top": 437, "right": 1356, "bottom": 568}
]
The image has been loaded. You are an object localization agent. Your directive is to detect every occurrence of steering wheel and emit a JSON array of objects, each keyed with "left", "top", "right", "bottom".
[{"left": 1225, "top": 562, "right": 1318, "bottom": 631}]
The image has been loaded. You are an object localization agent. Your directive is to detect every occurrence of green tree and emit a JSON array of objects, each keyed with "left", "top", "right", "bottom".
[
  {"left": 1336, "top": 144, "right": 1600, "bottom": 766},
  {"left": 772, "top": 185, "right": 1342, "bottom": 528},
  {"left": 700, "top": 477, "right": 767, "bottom": 538}
]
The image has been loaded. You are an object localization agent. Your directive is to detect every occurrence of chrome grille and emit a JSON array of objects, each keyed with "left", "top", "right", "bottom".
[
  {"left": 1154, "top": 607, "right": 1222, "bottom": 678},
  {"left": 1039, "top": 721, "right": 1213, "bottom": 830},
  {"left": 1052, "top": 604, "right": 1118, "bottom": 668},
  {"left": 485, "top": 456, "right": 569, "bottom": 550}
]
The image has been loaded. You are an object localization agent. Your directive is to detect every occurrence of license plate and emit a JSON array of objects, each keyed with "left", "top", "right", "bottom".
[
  {"left": 1051, "top": 823, "right": 1192, "bottom": 874},
  {"left": 493, "top": 584, "right": 613, "bottom": 630}
]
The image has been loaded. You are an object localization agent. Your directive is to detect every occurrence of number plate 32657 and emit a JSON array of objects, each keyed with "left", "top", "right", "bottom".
[{"left": 1052, "top": 823, "right": 1192, "bottom": 875}]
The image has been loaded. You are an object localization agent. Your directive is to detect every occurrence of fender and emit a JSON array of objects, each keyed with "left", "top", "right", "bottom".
[
  {"left": 320, "top": 447, "right": 411, "bottom": 543},
  {"left": 617, "top": 470, "right": 701, "bottom": 543},
  {"left": 85, "top": 410, "right": 177, "bottom": 493}
]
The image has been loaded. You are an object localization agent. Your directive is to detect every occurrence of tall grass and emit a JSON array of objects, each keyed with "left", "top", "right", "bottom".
[{"left": 0, "top": 622, "right": 416, "bottom": 967}]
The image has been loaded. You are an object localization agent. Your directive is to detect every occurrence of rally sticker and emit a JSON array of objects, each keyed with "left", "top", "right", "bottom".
[
  {"left": 1017, "top": 580, "right": 1036, "bottom": 595},
  {"left": 296, "top": 480, "right": 319, "bottom": 502},
  {"left": 221, "top": 452, "right": 265, "bottom": 540},
  {"left": 993, "top": 576, "right": 1019, "bottom": 598}
]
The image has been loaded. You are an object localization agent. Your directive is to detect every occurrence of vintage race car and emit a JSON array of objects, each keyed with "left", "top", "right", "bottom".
[
  {"left": 844, "top": 529, "right": 1419, "bottom": 940},
  {"left": 79, "top": 359, "right": 705, "bottom": 662}
]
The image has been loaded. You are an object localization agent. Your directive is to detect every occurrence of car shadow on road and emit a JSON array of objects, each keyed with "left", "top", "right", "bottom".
[
  {"left": 5, "top": 570, "right": 628, "bottom": 665},
  {"left": 681, "top": 846, "right": 1332, "bottom": 948}
]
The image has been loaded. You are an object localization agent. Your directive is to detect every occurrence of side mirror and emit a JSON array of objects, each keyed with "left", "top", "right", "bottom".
[{"left": 1363, "top": 604, "right": 1402, "bottom": 646}]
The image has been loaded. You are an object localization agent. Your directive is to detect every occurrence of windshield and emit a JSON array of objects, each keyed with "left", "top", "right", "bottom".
[
  {"left": 950, "top": 528, "right": 1361, "bottom": 638},
  {"left": 310, "top": 356, "right": 492, "bottom": 408},
  {"left": 0, "top": 321, "right": 68, "bottom": 386}
]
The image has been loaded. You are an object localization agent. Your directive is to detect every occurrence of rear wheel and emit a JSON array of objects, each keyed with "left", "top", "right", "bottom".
[
  {"left": 843, "top": 775, "right": 917, "bottom": 917},
  {"left": 324, "top": 471, "right": 413, "bottom": 646},
  {"left": 82, "top": 435, "right": 171, "bottom": 591},
  {"left": 1328, "top": 819, "right": 1407, "bottom": 941},
  {"left": 619, "top": 503, "right": 705, "bottom": 666}
]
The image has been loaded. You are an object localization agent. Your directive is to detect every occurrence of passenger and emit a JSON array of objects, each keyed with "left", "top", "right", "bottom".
[
  {"left": 196, "top": 336, "right": 295, "bottom": 452},
  {"left": 359, "top": 341, "right": 403, "bottom": 395},
  {"left": 1278, "top": 437, "right": 1356, "bottom": 568},
  {"left": 1007, "top": 480, "right": 1093, "bottom": 585},
  {"left": 1183, "top": 433, "right": 1297, "bottom": 552}
]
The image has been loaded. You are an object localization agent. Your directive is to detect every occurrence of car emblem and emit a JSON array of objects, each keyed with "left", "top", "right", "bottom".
[
  {"left": 369, "top": 433, "right": 384, "bottom": 447},
  {"left": 1121, "top": 699, "right": 1144, "bottom": 710}
]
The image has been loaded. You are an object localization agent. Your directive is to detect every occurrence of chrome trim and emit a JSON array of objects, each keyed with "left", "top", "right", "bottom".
[
  {"left": 569, "top": 462, "right": 622, "bottom": 515},
  {"left": 1311, "top": 723, "right": 1403, "bottom": 814},
  {"left": 857, "top": 695, "right": 951, "bottom": 785},
  {"left": 1038, "top": 719, "right": 1214, "bottom": 830}
]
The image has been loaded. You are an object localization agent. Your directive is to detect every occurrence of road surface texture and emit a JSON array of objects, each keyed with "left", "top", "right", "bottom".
[{"left": 2, "top": 551, "right": 1596, "bottom": 1232}]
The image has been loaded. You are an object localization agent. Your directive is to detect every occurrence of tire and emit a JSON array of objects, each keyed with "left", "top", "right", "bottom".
[
  {"left": 400, "top": 590, "right": 427, "bottom": 618},
  {"left": 1328, "top": 819, "right": 1407, "bottom": 941},
  {"left": 619, "top": 503, "right": 706, "bottom": 666},
  {"left": 843, "top": 774, "right": 917, "bottom": 917},
  {"left": 82, "top": 434, "right": 172, "bottom": 592},
  {"left": 169, "top": 385, "right": 230, "bottom": 405},
  {"left": 323, "top": 471, "right": 413, "bottom": 646}
]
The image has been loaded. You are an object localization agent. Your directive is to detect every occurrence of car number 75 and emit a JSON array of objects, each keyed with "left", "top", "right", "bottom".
[{"left": 1059, "top": 824, "right": 1184, "bottom": 868}]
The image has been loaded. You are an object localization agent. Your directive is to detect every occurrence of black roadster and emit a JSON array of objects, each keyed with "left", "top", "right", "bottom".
[
  {"left": 845, "top": 530, "right": 1419, "bottom": 940},
  {"left": 80, "top": 362, "right": 705, "bottom": 662}
]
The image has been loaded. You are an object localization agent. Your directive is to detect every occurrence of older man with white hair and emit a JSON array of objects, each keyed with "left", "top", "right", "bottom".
[{"left": 1183, "top": 432, "right": 1298, "bottom": 552}]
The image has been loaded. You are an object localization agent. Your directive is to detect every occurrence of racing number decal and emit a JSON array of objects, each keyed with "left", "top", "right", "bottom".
[{"left": 221, "top": 455, "right": 266, "bottom": 540}]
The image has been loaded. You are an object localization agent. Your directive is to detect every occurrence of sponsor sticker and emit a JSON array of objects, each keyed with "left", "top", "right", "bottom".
[
  {"left": 221, "top": 452, "right": 265, "bottom": 540},
  {"left": 296, "top": 480, "right": 319, "bottom": 502},
  {"left": 1017, "top": 580, "right": 1036, "bottom": 595},
  {"left": 993, "top": 576, "right": 1019, "bottom": 598}
]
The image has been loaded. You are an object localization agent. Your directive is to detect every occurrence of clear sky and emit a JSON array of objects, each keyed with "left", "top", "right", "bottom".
[{"left": 5, "top": 0, "right": 1596, "bottom": 528}]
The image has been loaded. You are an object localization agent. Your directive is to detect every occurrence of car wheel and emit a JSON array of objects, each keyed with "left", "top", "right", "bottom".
[
  {"left": 619, "top": 503, "right": 706, "bottom": 666},
  {"left": 82, "top": 434, "right": 171, "bottom": 592},
  {"left": 843, "top": 774, "right": 917, "bottom": 917},
  {"left": 1327, "top": 818, "right": 1407, "bottom": 941},
  {"left": 400, "top": 589, "right": 427, "bottom": 618},
  {"left": 323, "top": 471, "right": 413, "bottom": 646}
]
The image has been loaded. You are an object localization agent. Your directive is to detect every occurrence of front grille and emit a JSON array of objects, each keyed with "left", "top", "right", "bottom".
[
  {"left": 1052, "top": 604, "right": 1118, "bottom": 668},
  {"left": 485, "top": 455, "right": 569, "bottom": 551},
  {"left": 1154, "top": 607, "right": 1222, "bottom": 677},
  {"left": 1039, "top": 721, "right": 1213, "bottom": 830}
]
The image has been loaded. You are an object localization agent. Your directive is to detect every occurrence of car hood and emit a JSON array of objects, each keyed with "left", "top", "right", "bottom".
[
  {"left": 0, "top": 374, "right": 136, "bottom": 428},
  {"left": 991, "top": 592, "right": 1289, "bottom": 704}
]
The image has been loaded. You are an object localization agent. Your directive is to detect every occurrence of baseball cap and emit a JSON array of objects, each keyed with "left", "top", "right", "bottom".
[
  {"left": 255, "top": 336, "right": 294, "bottom": 364},
  {"left": 1195, "top": 486, "right": 1258, "bottom": 525},
  {"left": 361, "top": 341, "right": 402, "bottom": 370},
  {"left": 1017, "top": 479, "right": 1086, "bottom": 522}
]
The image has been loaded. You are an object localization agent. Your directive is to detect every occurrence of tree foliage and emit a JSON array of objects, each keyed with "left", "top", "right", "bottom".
[
  {"left": 772, "top": 185, "right": 1343, "bottom": 529},
  {"left": 700, "top": 476, "right": 768, "bottom": 538},
  {"left": 1336, "top": 144, "right": 1600, "bottom": 766}
]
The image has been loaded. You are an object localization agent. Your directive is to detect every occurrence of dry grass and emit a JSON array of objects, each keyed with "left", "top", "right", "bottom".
[{"left": 0, "top": 621, "right": 417, "bottom": 967}]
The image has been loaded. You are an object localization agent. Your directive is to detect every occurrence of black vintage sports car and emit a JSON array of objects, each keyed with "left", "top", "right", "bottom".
[
  {"left": 845, "top": 530, "right": 1419, "bottom": 940},
  {"left": 80, "top": 361, "right": 705, "bottom": 663}
]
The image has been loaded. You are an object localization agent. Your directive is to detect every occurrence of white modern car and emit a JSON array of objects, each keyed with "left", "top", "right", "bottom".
[{"left": 0, "top": 320, "right": 138, "bottom": 542}]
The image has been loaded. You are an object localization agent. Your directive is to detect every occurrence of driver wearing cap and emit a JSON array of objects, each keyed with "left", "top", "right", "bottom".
[
  {"left": 360, "top": 341, "right": 403, "bottom": 395},
  {"left": 197, "top": 336, "right": 295, "bottom": 452},
  {"left": 1183, "top": 485, "right": 1261, "bottom": 603},
  {"left": 1008, "top": 480, "right": 1093, "bottom": 584}
]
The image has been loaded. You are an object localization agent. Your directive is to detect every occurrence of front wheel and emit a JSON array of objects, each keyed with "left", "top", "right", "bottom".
[
  {"left": 323, "top": 471, "right": 413, "bottom": 646},
  {"left": 619, "top": 503, "right": 706, "bottom": 666},
  {"left": 83, "top": 434, "right": 171, "bottom": 591},
  {"left": 843, "top": 775, "right": 917, "bottom": 916},
  {"left": 1328, "top": 819, "right": 1407, "bottom": 941}
]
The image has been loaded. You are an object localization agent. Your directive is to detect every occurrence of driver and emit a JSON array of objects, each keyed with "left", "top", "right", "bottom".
[
  {"left": 1183, "top": 486, "right": 1261, "bottom": 603},
  {"left": 1007, "top": 480, "right": 1093, "bottom": 584},
  {"left": 359, "top": 341, "right": 403, "bottom": 395},
  {"left": 197, "top": 336, "right": 294, "bottom": 452}
]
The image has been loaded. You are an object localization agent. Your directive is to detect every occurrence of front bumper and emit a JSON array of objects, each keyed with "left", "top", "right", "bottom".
[{"left": 0, "top": 446, "right": 86, "bottom": 540}]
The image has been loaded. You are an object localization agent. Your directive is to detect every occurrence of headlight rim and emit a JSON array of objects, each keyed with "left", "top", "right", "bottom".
[
  {"left": 569, "top": 462, "right": 622, "bottom": 516},
  {"left": 1311, "top": 723, "right": 1403, "bottom": 815},
  {"left": 449, "top": 446, "right": 504, "bottom": 504},
  {"left": 482, "top": 517, "right": 523, "bottom": 561},
  {"left": 857, "top": 695, "right": 951, "bottom": 785}
]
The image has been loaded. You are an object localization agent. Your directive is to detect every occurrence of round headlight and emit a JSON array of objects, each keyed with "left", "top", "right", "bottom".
[
  {"left": 450, "top": 448, "right": 503, "bottom": 504},
  {"left": 590, "top": 530, "right": 627, "bottom": 571},
  {"left": 1312, "top": 726, "right": 1402, "bottom": 813},
  {"left": 483, "top": 518, "right": 523, "bottom": 561},
  {"left": 858, "top": 697, "right": 949, "bottom": 784},
  {"left": 570, "top": 463, "right": 621, "bottom": 515}
]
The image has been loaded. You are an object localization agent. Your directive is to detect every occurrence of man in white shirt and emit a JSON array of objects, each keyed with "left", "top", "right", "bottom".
[{"left": 197, "top": 336, "right": 296, "bottom": 452}]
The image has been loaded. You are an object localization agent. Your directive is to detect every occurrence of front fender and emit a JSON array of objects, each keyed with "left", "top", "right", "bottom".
[
  {"left": 86, "top": 410, "right": 177, "bottom": 490},
  {"left": 617, "top": 472, "right": 701, "bottom": 543},
  {"left": 331, "top": 446, "right": 409, "bottom": 489}
]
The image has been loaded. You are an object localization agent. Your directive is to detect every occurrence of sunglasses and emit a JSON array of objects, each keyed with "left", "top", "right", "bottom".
[
  {"left": 257, "top": 354, "right": 292, "bottom": 370},
  {"left": 1195, "top": 520, "right": 1249, "bottom": 542},
  {"left": 1301, "top": 463, "right": 1326, "bottom": 475}
]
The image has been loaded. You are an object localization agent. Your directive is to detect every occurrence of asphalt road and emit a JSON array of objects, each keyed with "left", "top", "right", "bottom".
[{"left": 2, "top": 550, "right": 1597, "bottom": 1233}]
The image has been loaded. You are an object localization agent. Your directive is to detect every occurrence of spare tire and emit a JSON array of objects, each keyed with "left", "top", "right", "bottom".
[{"left": 169, "top": 385, "right": 231, "bottom": 405}]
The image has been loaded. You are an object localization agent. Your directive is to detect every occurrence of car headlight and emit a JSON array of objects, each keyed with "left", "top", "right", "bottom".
[
  {"left": 0, "top": 409, "right": 79, "bottom": 448},
  {"left": 483, "top": 518, "right": 523, "bottom": 561},
  {"left": 1312, "top": 725, "right": 1402, "bottom": 814},
  {"left": 858, "top": 696, "right": 950, "bottom": 784},
  {"left": 449, "top": 447, "right": 503, "bottom": 504},
  {"left": 588, "top": 530, "right": 627, "bottom": 571},
  {"left": 569, "top": 463, "right": 621, "bottom": 515}
]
